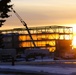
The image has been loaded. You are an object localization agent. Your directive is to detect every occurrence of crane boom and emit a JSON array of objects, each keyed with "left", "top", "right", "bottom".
[{"left": 11, "top": 7, "right": 36, "bottom": 47}]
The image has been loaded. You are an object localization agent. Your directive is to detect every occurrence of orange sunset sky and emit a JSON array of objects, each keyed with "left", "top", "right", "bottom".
[{"left": 1, "top": 0, "right": 76, "bottom": 33}]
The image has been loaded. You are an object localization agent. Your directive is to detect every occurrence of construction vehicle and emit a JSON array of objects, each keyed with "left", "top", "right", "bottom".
[
  {"left": 11, "top": 7, "right": 36, "bottom": 47},
  {"left": 11, "top": 8, "right": 50, "bottom": 60}
]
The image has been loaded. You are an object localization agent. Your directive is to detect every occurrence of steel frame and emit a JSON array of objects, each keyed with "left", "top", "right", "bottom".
[{"left": 0, "top": 26, "right": 73, "bottom": 52}]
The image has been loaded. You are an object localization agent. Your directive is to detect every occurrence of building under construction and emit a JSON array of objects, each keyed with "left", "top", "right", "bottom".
[{"left": 0, "top": 25, "right": 73, "bottom": 52}]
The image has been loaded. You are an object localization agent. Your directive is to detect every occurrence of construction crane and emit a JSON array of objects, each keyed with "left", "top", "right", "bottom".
[{"left": 11, "top": 7, "right": 36, "bottom": 47}]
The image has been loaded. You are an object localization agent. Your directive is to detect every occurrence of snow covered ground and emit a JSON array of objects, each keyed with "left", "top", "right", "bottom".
[
  {"left": 0, "top": 65, "right": 76, "bottom": 75},
  {"left": 0, "top": 59, "right": 76, "bottom": 75}
]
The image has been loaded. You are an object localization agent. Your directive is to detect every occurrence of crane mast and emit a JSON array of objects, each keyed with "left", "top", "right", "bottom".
[{"left": 11, "top": 8, "right": 36, "bottom": 48}]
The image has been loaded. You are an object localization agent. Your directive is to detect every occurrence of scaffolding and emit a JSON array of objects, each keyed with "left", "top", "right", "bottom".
[{"left": 0, "top": 25, "right": 73, "bottom": 52}]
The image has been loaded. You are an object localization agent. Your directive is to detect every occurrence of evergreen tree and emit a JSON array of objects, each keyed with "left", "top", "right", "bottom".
[{"left": 0, "top": 0, "right": 12, "bottom": 27}]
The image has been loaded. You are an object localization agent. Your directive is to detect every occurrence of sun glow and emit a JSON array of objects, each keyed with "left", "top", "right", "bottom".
[
  {"left": 72, "top": 25, "right": 76, "bottom": 48},
  {"left": 72, "top": 36, "right": 76, "bottom": 48}
]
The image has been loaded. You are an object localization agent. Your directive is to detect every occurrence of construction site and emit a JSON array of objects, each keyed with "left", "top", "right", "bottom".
[
  {"left": 0, "top": 25, "right": 74, "bottom": 60},
  {"left": 0, "top": 25, "right": 73, "bottom": 51},
  {"left": 1, "top": 1, "right": 76, "bottom": 75},
  {"left": 0, "top": 8, "right": 75, "bottom": 61}
]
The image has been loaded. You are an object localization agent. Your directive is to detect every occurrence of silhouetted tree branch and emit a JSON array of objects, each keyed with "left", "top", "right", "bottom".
[{"left": 0, "top": 0, "right": 12, "bottom": 27}]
